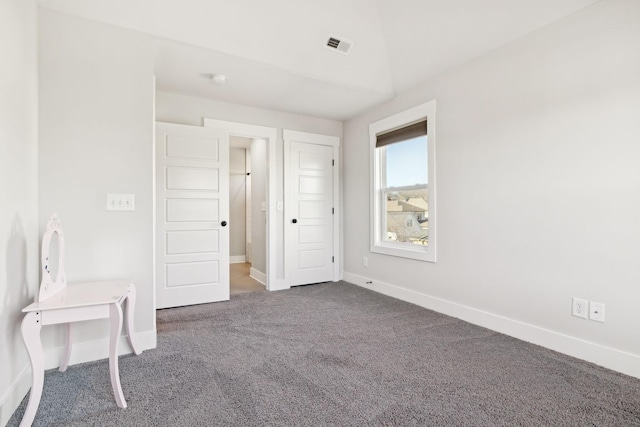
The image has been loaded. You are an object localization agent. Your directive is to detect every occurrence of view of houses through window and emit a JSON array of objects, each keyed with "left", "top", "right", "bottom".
[
  {"left": 380, "top": 134, "right": 429, "bottom": 246},
  {"left": 385, "top": 188, "right": 428, "bottom": 245}
]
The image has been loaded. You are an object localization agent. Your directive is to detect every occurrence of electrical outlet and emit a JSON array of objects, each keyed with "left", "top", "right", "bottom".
[
  {"left": 363, "top": 256, "right": 368, "bottom": 267},
  {"left": 589, "top": 302, "right": 605, "bottom": 322},
  {"left": 572, "top": 297, "right": 588, "bottom": 319}
]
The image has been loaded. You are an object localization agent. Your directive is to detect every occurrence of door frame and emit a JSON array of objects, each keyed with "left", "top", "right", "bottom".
[
  {"left": 203, "top": 118, "right": 282, "bottom": 291},
  {"left": 284, "top": 129, "right": 340, "bottom": 286}
]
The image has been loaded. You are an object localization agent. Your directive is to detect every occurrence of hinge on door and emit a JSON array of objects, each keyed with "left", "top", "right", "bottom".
[
  {"left": 332, "top": 207, "right": 334, "bottom": 214},
  {"left": 332, "top": 256, "right": 335, "bottom": 263},
  {"left": 332, "top": 159, "right": 335, "bottom": 166}
]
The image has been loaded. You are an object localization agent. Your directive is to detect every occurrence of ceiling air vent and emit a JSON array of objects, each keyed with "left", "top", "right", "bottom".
[{"left": 325, "top": 35, "right": 353, "bottom": 55}]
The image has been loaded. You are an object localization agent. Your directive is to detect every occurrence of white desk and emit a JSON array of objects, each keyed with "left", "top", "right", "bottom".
[{"left": 20, "top": 280, "right": 141, "bottom": 427}]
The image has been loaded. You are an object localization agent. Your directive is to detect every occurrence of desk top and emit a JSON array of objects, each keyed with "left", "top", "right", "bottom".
[{"left": 23, "top": 280, "right": 132, "bottom": 312}]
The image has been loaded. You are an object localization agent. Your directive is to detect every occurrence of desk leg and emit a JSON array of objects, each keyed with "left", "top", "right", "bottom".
[
  {"left": 20, "top": 312, "right": 43, "bottom": 427},
  {"left": 125, "top": 285, "right": 141, "bottom": 355},
  {"left": 109, "top": 303, "right": 127, "bottom": 408},
  {"left": 59, "top": 323, "right": 72, "bottom": 372}
]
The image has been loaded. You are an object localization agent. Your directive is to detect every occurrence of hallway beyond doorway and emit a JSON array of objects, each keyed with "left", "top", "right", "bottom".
[{"left": 230, "top": 263, "right": 265, "bottom": 295}]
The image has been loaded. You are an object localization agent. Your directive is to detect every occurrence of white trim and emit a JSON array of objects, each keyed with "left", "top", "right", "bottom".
[
  {"left": 41, "top": 329, "right": 156, "bottom": 370},
  {"left": 267, "top": 279, "right": 290, "bottom": 292},
  {"left": 370, "top": 100, "right": 436, "bottom": 262},
  {"left": 245, "top": 146, "right": 252, "bottom": 263},
  {"left": 283, "top": 130, "right": 340, "bottom": 286},
  {"left": 1, "top": 365, "right": 31, "bottom": 427},
  {"left": 151, "top": 76, "right": 157, "bottom": 329},
  {"left": 249, "top": 267, "right": 266, "bottom": 285},
  {"left": 203, "top": 119, "right": 278, "bottom": 292},
  {"left": 0, "top": 329, "right": 156, "bottom": 425},
  {"left": 283, "top": 134, "right": 291, "bottom": 286},
  {"left": 343, "top": 272, "right": 640, "bottom": 379},
  {"left": 284, "top": 129, "right": 340, "bottom": 148},
  {"left": 229, "top": 255, "right": 247, "bottom": 264},
  {"left": 332, "top": 144, "right": 340, "bottom": 282}
]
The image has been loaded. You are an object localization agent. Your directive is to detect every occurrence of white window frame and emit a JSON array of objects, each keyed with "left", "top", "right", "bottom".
[{"left": 369, "top": 100, "right": 436, "bottom": 262}]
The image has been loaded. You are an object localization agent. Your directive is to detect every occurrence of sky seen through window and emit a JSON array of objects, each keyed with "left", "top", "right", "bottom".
[{"left": 385, "top": 135, "right": 428, "bottom": 188}]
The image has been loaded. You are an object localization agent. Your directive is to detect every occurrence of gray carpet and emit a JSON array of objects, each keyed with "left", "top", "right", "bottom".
[{"left": 8, "top": 281, "right": 640, "bottom": 426}]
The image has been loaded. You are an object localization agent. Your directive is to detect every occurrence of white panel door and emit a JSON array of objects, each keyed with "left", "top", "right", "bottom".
[
  {"left": 285, "top": 130, "right": 339, "bottom": 286},
  {"left": 156, "top": 122, "right": 229, "bottom": 308}
]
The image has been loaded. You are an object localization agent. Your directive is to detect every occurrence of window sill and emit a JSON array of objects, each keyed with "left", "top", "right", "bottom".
[{"left": 371, "top": 241, "right": 435, "bottom": 262}]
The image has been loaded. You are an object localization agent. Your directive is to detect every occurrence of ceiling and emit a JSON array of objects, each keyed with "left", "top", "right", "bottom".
[{"left": 38, "top": 0, "right": 600, "bottom": 120}]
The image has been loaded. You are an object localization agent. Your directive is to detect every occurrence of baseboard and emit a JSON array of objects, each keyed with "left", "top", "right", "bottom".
[
  {"left": 250, "top": 267, "right": 266, "bottom": 285},
  {"left": 343, "top": 272, "right": 640, "bottom": 379},
  {"left": 267, "top": 279, "right": 290, "bottom": 292},
  {"left": 42, "top": 329, "right": 157, "bottom": 370},
  {"left": 0, "top": 365, "right": 31, "bottom": 427},
  {"left": 229, "top": 255, "right": 246, "bottom": 264},
  {"left": 0, "top": 329, "right": 156, "bottom": 425}
]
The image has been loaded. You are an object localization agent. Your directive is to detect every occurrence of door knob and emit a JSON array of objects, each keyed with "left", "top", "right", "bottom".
[
  {"left": 221, "top": 221, "right": 227, "bottom": 227},
  {"left": 291, "top": 219, "right": 298, "bottom": 224}
]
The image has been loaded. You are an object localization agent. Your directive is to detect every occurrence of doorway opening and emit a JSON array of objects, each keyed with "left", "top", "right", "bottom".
[
  {"left": 229, "top": 136, "right": 267, "bottom": 295},
  {"left": 204, "top": 118, "right": 281, "bottom": 292},
  {"left": 230, "top": 262, "right": 264, "bottom": 294}
]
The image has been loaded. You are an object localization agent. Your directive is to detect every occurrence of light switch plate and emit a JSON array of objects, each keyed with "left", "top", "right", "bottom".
[{"left": 107, "top": 193, "right": 135, "bottom": 211}]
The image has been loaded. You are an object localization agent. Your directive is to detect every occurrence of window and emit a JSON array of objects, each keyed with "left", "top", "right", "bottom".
[{"left": 370, "top": 100, "right": 436, "bottom": 262}]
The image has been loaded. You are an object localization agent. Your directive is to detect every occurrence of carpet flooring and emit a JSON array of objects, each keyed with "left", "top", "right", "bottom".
[{"left": 8, "top": 281, "right": 640, "bottom": 426}]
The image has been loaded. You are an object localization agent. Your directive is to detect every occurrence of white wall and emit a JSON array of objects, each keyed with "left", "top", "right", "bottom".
[
  {"left": 0, "top": 1, "right": 39, "bottom": 422},
  {"left": 38, "top": 10, "right": 155, "bottom": 357},
  {"left": 343, "top": 0, "right": 640, "bottom": 378},
  {"left": 229, "top": 147, "right": 246, "bottom": 258},
  {"left": 155, "top": 91, "right": 343, "bottom": 281}
]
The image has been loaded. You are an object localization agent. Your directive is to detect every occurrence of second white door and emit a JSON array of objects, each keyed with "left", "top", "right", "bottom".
[{"left": 285, "top": 130, "right": 339, "bottom": 286}]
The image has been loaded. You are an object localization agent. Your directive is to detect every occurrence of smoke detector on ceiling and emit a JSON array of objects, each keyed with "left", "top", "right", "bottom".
[
  {"left": 210, "top": 73, "right": 226, "bottom": 85},
  {"left": 325, "top": 35, "right": 353, "bottom": 55}
]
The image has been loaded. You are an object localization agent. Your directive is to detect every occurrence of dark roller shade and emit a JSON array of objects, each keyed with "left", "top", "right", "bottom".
[{"left": 376, "top": 119, "right": 427, "bottom": 148}]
